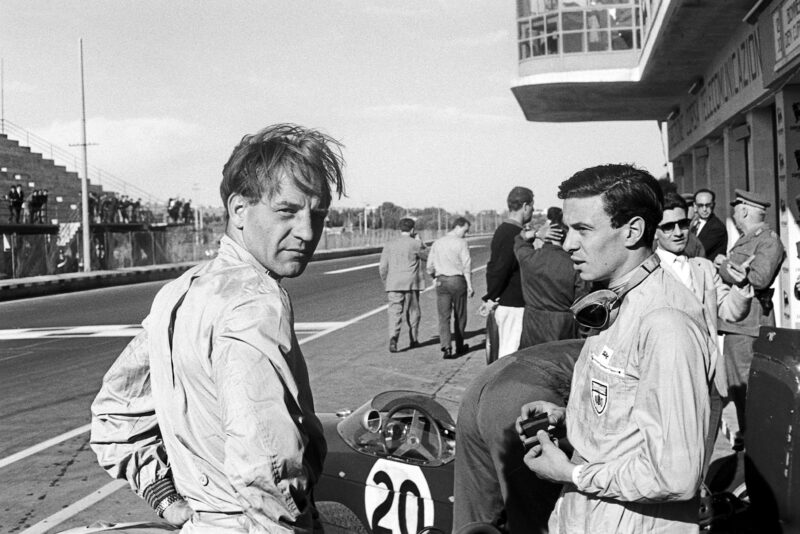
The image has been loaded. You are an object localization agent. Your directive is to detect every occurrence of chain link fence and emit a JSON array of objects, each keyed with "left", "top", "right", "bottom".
[{"left": 0, "top": 219, "right": 500, "bottom": 280}]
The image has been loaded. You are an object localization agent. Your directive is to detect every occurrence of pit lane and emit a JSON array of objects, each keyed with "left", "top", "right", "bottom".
[{"left": 0, "top": 237, "right": 492, "bottom": 533}]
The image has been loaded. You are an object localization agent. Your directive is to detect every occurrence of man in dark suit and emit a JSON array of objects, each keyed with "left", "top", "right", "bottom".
[{"left": 692, "top": 188, "right": 728, "bottom": 260}]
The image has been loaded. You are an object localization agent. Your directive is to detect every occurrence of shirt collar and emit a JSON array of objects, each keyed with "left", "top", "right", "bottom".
[
  {"left": 743, "top": 221, "right": 769, "bottom": 237},
  {"left": 218, "top": 234, "right": 276, "bottom": 279},
  {"left": 655, "top": 247, "right": 686, "bottom": 265},
  {"left": 503, "top": 218, "right": 523, "bottom": 228}
]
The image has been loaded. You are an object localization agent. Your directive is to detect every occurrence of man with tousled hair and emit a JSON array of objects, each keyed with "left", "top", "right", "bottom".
[
  {"left": 519, "top": 164, "right": 714, "bottom": 533},
  {"left": 91, "top": 124, "right": 345, "bottom": 533}
]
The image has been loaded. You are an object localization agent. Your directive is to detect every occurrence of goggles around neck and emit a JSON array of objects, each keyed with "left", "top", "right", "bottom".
[{"left": 570, "top": 254, "right": 661, "bottom": 330}]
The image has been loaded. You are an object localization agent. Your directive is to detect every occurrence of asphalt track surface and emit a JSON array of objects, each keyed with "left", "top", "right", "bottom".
[{"left": 0, "top": 236, "right": 493, "bottom": 533}]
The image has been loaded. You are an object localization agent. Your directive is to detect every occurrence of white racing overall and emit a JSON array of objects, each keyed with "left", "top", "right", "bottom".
[
  {"left": 550, "top": 265, "right": 714, "bottom": 533},
  {"left": 91, "top": 236, "right": 326, "bottom": 533}
]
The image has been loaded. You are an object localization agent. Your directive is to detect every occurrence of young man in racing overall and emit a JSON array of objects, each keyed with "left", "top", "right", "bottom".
[
  {"left": 90, "top": 124, "right": 345, "bottom": 533},
  {"left": 519, "top": 164, "right": 715, "bottom": 533}
]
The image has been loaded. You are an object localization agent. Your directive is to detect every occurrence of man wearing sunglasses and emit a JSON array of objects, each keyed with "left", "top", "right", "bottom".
[
  {"left": 691, "top": 188, "right": 728, "bottom": 261},
  {"left": 517, "top": 164, "right": 715, "bottom": 534},
  {"left": 654, "top": 192, "right": 752, "bottom": 473}
]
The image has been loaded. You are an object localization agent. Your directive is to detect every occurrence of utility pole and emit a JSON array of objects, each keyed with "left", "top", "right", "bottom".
[
  {"left": 192, "top": 182, "right": 202, "bottom": 259},
  {"left": 1, "top": 58, "right": 5, "bottom": 134},
  {"left": 78, "top": 39, "right": 91, "bottom": 272}
]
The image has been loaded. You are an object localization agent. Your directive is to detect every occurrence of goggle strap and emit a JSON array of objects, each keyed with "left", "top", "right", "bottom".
[{"left": 570, "top": 254, "right": 661, "bottom": 328}]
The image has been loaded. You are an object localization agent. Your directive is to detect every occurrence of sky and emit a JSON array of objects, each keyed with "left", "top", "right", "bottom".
[{"left": 1, "top": 1, "right": 668, "bottom": 213}]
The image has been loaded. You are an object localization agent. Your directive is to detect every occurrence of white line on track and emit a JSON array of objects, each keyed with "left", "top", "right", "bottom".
[
  {"left": 19, "top": 479, "right": 127, "bottom": 534},
  {"left": 324, "top": 262, "right": 379, "bottom": 275},
  {"left": 0, "top": 324, "right": 143, "bottom": 340},
  {"left": 0, "top": 322, "right": 347, "bottom": 341},
  {"left": 0, "top": 423, "right": 92, "bottom": 469},
  {"left": 10, "top": 263, "right": 489, "bottom": 530}
]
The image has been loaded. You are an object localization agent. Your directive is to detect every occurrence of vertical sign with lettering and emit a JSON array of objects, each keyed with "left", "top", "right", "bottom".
[{"left": 774, "top": 0, "right": 800, "bottom": 70}]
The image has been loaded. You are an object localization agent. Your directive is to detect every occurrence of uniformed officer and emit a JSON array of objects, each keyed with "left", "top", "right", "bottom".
[{"left": 716, "top": 188, "right": 785, "bottom": 436}]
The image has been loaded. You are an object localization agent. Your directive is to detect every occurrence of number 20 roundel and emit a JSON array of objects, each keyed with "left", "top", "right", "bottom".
[{"left": 364, "top": 458, "right": 434, "bottom": 534}]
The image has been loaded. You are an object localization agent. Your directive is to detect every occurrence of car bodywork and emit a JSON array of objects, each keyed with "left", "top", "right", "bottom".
[
  {"left": 315, "top": 328, "right": 800, "bottom": 534},
  {"left": 58, "top": 327, "right": 800, "bottom": 533},
  {"left": 316, "top": 390, "right": 457, "bottom": 534}
]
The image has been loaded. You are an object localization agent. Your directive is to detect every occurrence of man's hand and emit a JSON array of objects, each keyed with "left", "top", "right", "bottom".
[
  {"left": 724, "top": 255, "right": 755, "bottom": 285},
  {"left": 467, "top": 287, "right": 475, "bottom": 298},
  {"left": 478, "top": 299, "right": 498, "bottom": 317},
  {"left": 523, "top": 430, "right": 575, "bottom": 484},
  {"left": 521, "top": 226, "right": 537, "bottom": 241},
  {"left": 713, "top": 254, "right": 727, "bottom": 268},
  {"left": 517, "top": 400, "right": 566, "bottom": 429},
  {"left": 540, "top": 224, "right": 564, "bottom": 243},
  {"left": 162, "top": 499, "right": 193, "bottom": 527}
]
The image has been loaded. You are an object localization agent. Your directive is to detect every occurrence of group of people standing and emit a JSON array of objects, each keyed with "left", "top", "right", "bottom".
[
  {"left": 88, "top": 192, "right": 143, "bottom": 224},
  {"left": 5, "top": 185, "right": 48, "bottom": 224},
  {"left": 84, "top": 121, "right": 788, "bottom": 534},
  {"left": 453, "top": 172, "right": 786, "bottom": 533},
  {"left": 167, "top": 197, "right": 193, "bottom": 224},
  {"left": 379, "top": 215, "right": 474, "bottom": 358}
]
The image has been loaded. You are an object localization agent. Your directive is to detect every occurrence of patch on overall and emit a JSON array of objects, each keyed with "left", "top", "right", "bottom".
[{"left": 591, "top": 379, "right": 608, "bottom": 415}]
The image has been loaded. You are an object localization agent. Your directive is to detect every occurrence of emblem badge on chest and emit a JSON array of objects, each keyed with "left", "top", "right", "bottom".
[{"left": 591, "top": 379, "right": 608, "bottom": 415}]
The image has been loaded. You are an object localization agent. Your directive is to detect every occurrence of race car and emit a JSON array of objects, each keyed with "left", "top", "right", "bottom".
[
  {"left": 60, "top": 327, "right": 800, "bottom": 533},
  {"left": 315, "top": 327, "right": 800, "bottom": 534},
  {"left": 315, "top": 390, "right": 458, "bottom": 534}
]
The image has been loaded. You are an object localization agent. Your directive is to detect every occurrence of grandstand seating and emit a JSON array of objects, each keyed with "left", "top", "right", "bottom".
[{"left": 0, "top": 133, "right": 105, "bottom": 224}]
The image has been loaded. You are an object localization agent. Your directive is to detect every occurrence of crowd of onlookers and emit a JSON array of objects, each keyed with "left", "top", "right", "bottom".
[
  {"left": 5, "top": 184, "right": 49, "bottom": 224},
  {"left": 2, "top": 186, "right": 151, "bottom": 226},
  {"left": 167, "top": 197, "right": 193, "bottom": 224}
]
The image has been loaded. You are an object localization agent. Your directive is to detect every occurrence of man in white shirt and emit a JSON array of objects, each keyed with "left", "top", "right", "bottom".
[
  {"left": 654, "top": 191, "right": 752, "bottom": 472},
  {"left": 427, "top": 217, "right": 473, "bottom": 358}
]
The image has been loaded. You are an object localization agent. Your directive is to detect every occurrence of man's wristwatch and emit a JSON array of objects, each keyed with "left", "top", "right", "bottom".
[
  {"left": 155, "top": 493, "right": 184, "bottom": 517},
  {"left": 143, "top": 477, "right": 182, "bottom": 517}
]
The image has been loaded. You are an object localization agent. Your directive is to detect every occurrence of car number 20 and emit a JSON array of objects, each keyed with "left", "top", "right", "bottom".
[{"left": 364, "top": 459, "right": 434, "bottom": 534}]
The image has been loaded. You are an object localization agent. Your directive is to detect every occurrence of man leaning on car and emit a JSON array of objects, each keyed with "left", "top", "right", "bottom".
[{"left": 90, "top": 124, "right": 345, "bottom": 533}]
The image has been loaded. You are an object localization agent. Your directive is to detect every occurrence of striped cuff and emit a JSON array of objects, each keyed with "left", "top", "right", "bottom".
[{"left": 143, "top": 477, "right": 178, "bottom": 511}]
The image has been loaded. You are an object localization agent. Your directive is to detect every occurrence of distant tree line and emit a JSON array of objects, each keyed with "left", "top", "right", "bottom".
[
  {"left": 327, "top": 202, "right": 503, "bottom": 231},
  {"left": 180, "top": 201, "right": 507, "bottom": 233}
]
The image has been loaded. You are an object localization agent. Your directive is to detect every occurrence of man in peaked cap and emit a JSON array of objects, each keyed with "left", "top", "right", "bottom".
[{"left": 716, "top": 188, "right": 785, "bottom": 438}]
